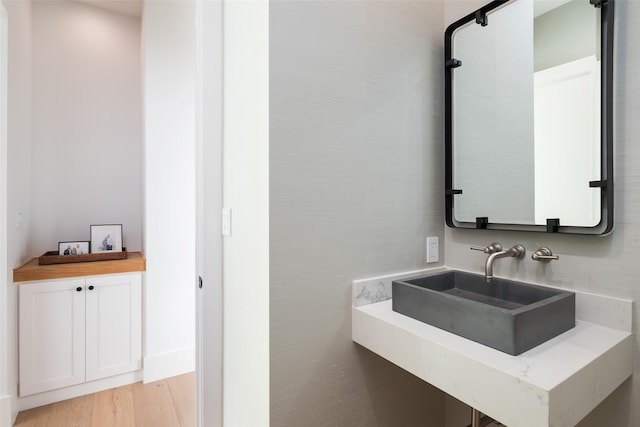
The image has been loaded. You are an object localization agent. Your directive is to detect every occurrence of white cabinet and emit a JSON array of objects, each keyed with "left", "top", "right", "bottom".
[
  {"left": 19, "top": 278, "right": 86, "bottom": 396},
  {"left": 19, "top": 273, "right": 141, "bottom": 396}
]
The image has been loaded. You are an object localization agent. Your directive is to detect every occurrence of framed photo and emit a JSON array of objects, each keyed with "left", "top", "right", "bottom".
[
  {"left": 90, "top": 224, "right": 123, "bottom": 253},
  {"left": 58, "top": 241, "right": 90, "bottom": 256}
]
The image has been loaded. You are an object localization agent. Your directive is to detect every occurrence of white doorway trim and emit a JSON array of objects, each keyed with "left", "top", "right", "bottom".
[
  {"left": 195, "top": 1, "right": 223, "bottom": 426},
  {"left": 0, "top": 3, "right": 10, "bottom": 425}
]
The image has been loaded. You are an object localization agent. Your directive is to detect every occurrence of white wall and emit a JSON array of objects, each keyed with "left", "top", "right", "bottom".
[
  {"left": 444, "top": 1, "right": 640, "bottom": 425},
  {"left": 222, "top": 1, "right": 269, "bottom": 425},
  {"left": 1, "top": 0, "right": 31, "bottom": 424},
  {"left": 142, "top": 0, "right": 196, "bottom": 382},
  {"left": 270, "top": 1, "right": 446, "bottom": 425},
  {"left": 30, "top": 0, "right": 142, "bottom": 256},
  {"left": 534, "top": 56, "right": 601, "bottom": 226}
]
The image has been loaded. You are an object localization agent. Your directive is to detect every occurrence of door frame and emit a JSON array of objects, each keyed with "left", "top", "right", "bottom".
[
  {"left": 0, "top": 2, "right": 10, "bottom": 424},
  {"left": 195, "top": 1, "right": 223, "bottom": 426}
]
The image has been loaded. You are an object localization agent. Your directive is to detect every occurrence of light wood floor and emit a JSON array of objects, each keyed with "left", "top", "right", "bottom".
[{"left": 14, "top": 373, "right": 195, "bottom": 427}]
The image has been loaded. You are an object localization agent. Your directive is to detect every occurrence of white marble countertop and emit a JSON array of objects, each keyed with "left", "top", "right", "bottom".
[{"left": 352, "top": 269, "right": 634, "bottom": 427}]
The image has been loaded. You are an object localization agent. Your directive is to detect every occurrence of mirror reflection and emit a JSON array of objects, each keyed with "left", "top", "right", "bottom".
[{"left": 447, "top": 0, "right": 611, "bottom": 232}]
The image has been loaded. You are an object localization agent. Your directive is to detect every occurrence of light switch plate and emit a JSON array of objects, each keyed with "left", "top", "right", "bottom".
[
  {"left": 426, "top": 236, "right": 439, "bottom": 263},
  {"left": 16, "top": 210, "right": 23, "bottom": 229}
]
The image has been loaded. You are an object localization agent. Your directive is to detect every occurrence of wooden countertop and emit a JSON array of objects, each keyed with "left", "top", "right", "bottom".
[{"left": 13, "top": 252, "right": 146, "bottom": 282}]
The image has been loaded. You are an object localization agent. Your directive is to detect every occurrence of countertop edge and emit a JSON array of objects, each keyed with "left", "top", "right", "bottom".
[
  {"left": 352, "top": 301, "right": 633, "bottom": 427},
  {"left": 13, "top": 252, "right": 146, "bottom": 282}
]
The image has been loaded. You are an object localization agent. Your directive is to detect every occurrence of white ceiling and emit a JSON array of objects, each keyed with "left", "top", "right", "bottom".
[
  {"left": 74, "top": 0, "right": 574, "bottom": 22},
  {"left": 533, "top": 0, "right": 573, "bottom": 17},
  {"left": 75, "top": 0, "right": 143, "bottom": 18}
]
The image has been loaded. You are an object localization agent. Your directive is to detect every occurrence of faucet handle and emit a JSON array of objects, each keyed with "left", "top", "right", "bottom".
[
  {"left": 509, "top": 244, "right": 526, "bottom": 259},
  {"left": 470, "top": 242, "right": 502, "bottom": 254},
  {"left": 532, "top": 246, "right": 559, "bottom": 261}
]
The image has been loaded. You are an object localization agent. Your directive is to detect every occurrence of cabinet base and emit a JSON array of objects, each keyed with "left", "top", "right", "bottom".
[{"left": 17, "top": 370, "right": 142, "bottom": 412}]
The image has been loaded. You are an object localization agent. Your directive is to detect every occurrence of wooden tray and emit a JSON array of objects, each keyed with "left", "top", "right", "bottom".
[{"left": 38, "top": 250, "right": 128, "bottom": 265}]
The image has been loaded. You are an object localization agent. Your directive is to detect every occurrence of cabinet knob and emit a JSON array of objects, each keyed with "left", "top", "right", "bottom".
[
  {"left": 88, "top": 285, "right": 95, "bottom": 290},
  {"left": 76, "top": 287, "right": 82, "bottom": 292}
]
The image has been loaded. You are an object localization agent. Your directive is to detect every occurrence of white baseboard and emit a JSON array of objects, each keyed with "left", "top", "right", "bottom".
[
  {"left": 14, "top": 348, "right": 195, "bottom": 413},
  {"left": 17, "top": 371, "right": 142, "bottom": 412},
  {"left": 143, "top": 347, "right": 195, "bottom": 383},
  {"left": 0, "top": 394, "right": 14, "bottom": 427}
]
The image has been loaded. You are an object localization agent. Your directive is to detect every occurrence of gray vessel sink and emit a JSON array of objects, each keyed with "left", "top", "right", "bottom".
[{"left": 392, "top": 270, "right": 575, "bottom": 355}]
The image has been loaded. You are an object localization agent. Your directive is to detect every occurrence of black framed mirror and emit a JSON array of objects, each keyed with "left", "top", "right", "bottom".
[{"left": 445, "top": 0, "right": 614, "bottom": 234}]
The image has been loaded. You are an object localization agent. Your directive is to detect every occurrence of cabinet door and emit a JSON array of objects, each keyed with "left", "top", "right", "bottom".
[
  {"left": 85, "top": 273, "right": 142, "bottom": 381},
  {"left": 19, "top": 279, "right": 86, "bottom": 396}
]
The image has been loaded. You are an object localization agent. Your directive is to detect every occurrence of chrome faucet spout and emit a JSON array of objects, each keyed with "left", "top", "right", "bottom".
[{"left": 484, "top": 244, "right": 526, "bottom": 283}]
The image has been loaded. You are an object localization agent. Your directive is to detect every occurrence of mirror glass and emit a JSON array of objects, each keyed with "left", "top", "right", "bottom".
[{"left": 445, "top": 0, "right": 613, "bottom": 234}]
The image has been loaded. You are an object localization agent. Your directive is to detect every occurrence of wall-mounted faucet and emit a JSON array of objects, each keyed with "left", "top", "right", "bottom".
[
  {"left": 485, "top": 245, "right": 525, "bottom": 282},
  {"left": 471, "top": 243, "right": 525, "bottom": 283}
]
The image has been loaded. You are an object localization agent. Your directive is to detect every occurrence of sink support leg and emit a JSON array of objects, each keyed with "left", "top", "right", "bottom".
[
  {"left": 467, "top": 408, "right": 503, "bottom": 427},
  {"left": 471, "top": 408, "right": 481, "bottom": 427}
]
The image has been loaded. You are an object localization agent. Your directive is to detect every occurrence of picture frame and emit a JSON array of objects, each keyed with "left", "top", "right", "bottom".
[
  {"left": 58, "top": 241, "right": 90, "bottom": 256},
  {"left": 90, "top": 224, "right": 123, "bottom": 253}
]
